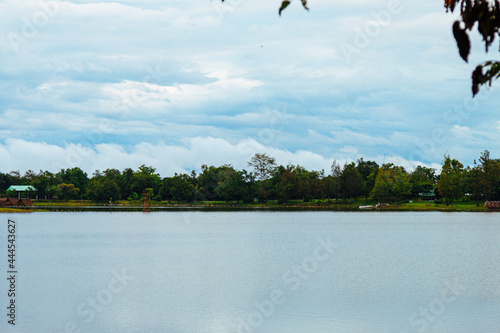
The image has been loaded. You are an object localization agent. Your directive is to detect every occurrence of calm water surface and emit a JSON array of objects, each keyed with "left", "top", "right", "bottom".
[{"left": 2, "top": 211, "right": 499, "bottom": 333}]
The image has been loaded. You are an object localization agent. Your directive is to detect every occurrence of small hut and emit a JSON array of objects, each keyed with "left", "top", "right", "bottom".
[
  {"left": 484, "top": 201, "right": 500, "bottom": 212},
  {"left": 0, "top": 198, "right": 33, "bottom": 208},
  {"left": 6, "top": 185, "right": 36, "bottom": 199},
  {"left": 419, "top": 190, "right": 436, "bottom": 201}
]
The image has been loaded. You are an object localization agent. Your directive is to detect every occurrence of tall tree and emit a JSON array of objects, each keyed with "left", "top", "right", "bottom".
[
  {"left": 466, "top": 164, "right": 484, "bottom": 206},
  {"left": 161, "top": 174, "right": 196, "bottom": 202},
  {"left": 437, "top": 155, "right": 466, "bottom": 205},
  {"left": 218, "top": 168, "right": 255, "bottom": 203},
  {"left": 275, "top": 164, "right": 299, "bottom": 203},
  {"left": 86, "top": 171, "right": 121, "bottom": 202},
  {"left": 370, "top": 164, "right": 411, "bottom": 202},
  {"left": 478, "top": 150, "right": 500, "bottom": 200},
  {"left": 0, "top": 172, "right": 12, "bottom": 194},
  {"left": 340, "top": 162, "right": 364, "bottom": 200},
  {"left": 197, "top": 164, "right": 223, "bottom": 201},
  {"left": 132, "top": 165, "right": 161, "bottom": 197},
  {"left": 357, "top": 158, "right": 379, "bottom": 200},
  {"left": 248, "top": 153, "right": 277, "bottom": 181},
  {"left": 56, "top": 167, "right": 89, "bottom": 197},
  {"left": 56, "top": 183, "right": 80, "bottom": 200},
  {"left": 30, "top": 170, "right": 56, "bottom": 199},
  {"left": 409, "top": 166, "right": 436, "bottom": 198},
  {"left": 323, "top": 160, "right": 342, "bottom": 201}
]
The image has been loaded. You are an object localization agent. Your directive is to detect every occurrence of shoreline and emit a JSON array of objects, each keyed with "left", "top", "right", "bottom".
[{"left": 1, "top": 201, "right": 491, "bottom": 213}]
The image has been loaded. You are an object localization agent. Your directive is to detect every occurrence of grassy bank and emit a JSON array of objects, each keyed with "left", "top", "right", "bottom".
[{"left": 0, "top": 207, "right": 34, "bottom": 213}]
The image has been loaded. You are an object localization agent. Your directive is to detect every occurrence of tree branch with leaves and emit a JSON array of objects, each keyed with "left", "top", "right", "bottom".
[{"left": 445, "top": 0, "right": 500, "bottom": 95}]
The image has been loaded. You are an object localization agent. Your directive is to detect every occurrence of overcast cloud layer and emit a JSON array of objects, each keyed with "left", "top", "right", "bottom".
[{"left": 0, "top": 0, "right": 499, "bottom": 176}]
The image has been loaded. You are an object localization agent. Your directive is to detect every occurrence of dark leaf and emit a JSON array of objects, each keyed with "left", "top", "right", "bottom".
[
  {"left": 472, "top": 61, "right": 500, "bottom": 95},
  {"left": 472, "top": 65, "right": 485, "bottom": 96},
  {"left": 301, "top": 0, "right": 309, "bottom": 11},
  {"left": 444, "top": 0, "right": 458, "bottom": 12},
  {"left": 279, "top": 1, "right": 291, "bottom": 16},
  {"left": 452, "top": 21, "right": 470, "bottom": 62}
]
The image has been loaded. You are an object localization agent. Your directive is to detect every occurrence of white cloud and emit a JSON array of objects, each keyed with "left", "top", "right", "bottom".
[
  {"left": 0, "top": 138, "right": 440, "bottom": 177},
  {"left": 0, "top": 0, "right": 499, "bottom": 173},
  {"left": 451, "top": 125, "right": 472, "bottom": 138}
]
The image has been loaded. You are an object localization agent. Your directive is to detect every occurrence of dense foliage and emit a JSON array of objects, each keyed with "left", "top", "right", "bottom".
[{"left": 1, "top": 151, "right": 499, "bottom": 205}]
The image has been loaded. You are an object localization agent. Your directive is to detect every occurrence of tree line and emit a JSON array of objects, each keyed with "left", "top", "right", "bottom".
[{"left": 0, "top": 151, "right": 499, "bottom": 205}]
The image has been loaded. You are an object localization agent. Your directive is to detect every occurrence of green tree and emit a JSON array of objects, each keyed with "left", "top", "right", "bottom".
[
  {"left": 275, "top": 164, "right": 299, "bottom": 203},
  {"left": 371, "top": 167, "right": 393, "bottom": 203},
  {"left": 295, "top": 167, "right": 321, "bottom": 202},
  {"left": 119, "top": 168, "right": 135, "bottom": 200},
  {"left": 356, "top": 158, "right": 379, "bottom": 201},
  {"left": 340, "top": 162, "right": 364, "bottom": 200},
  {"left": 9, "top": 171, "right": 21, "bottom": 184},
  {"left": 466, "top": 165, "right": 484, "bottom": 206},
  {"left": 22, "top": 170, "right": 37, "bottom": 183},
  {"left": 131, "top": 165, "right": 161, "bottom": 196},
  {"left": 55, "top": 183, "right": 80, "bottom": 200},
  {"left": 0, "top": 172, "right": 12, "bottom": 195},
  {"left": 161, "top": 173, "right": 196, "bottom": 202},
  {"left": 217, "top": 168, "right": 256, "bottom": 203},
  {"left": 6, "top": 189, "right": 16, "bottom": 198},
  {"left": 248, "top": 153, "right": 277, "bottom": 181},
  {"left": 393, "top": 167, "right": 411, "bottom": 201},
  {"left": 30, "top": 170, "right": 56, "bottom": 199},
  {"left": 437, "top": 155, "right": 466, "bottom": 205},
  {"left": 86, "top": 172, "right": 120, "bottom": 202},
  {"left": 322, "top": 161, "right": 341, "bottom": 201},
  {"left": 256, "top": 177, "right": 275, "bottom": 203},
  {"left": 370, "top": 164, "right": 411, "bottom": 202},
  {"left": 409, "top": 166, "right": 436, "bottom": 198},
  {"left": 197, "top": 164, "right": 223, "bottom": 201},
  {"left": 127, "top": 191, "right": 139, "bottom": 201},
  {"left": 56, "top": 168, "right": 89, "bottom": 197},
  {"left": 478, "top": 150, "right": 500, "bottom": 200}
]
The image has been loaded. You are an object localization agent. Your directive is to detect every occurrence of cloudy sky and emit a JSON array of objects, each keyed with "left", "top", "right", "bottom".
[{"left": 0, "top": 0, "right": 499, "bottom": 176}]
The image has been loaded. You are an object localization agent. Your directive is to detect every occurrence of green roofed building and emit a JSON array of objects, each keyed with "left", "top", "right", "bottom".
[
  {"left": 419, "top": 189, "right": 436, "bottom": 201},
  {"left": 6, "top": 185, "right": 36, "bottom": 199}
]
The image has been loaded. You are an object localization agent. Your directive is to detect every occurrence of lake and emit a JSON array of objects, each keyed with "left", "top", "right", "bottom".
[{"left": 1, "top": 211, "right": 499, "bottom": 332}]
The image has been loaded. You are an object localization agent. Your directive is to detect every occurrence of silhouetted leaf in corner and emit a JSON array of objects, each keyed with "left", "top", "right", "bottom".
[
  {"left": 472, "top": 65, "right": 485, "bottom": 96},
  {"left": 279, "top": 1, "right": 291, "bottom": 16},
  {"left": 444, "top": 0, "right": 458, "bottom": 12},
  {"left": 471, "top": 61, "right": 500, "bottom": 96},
  {"left": 452, "top": 21, "right": 470, "bottom": 62},
  {"left": 301, "top": 0, "right": 309, "bottom": 11}
]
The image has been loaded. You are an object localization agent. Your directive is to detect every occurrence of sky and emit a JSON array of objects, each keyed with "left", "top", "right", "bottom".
[{"left": 0, "top": 0, "right": 499, "bottom": 177}]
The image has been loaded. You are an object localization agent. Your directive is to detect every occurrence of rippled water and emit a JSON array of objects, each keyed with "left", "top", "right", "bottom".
[{"left": 2, "top": 211, "right": 499, "bottom": 332}]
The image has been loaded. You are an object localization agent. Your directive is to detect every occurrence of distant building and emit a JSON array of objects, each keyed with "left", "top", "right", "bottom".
[
  {"left": 419, "top": 190, "right": 435, "bottom": 201},
  {"left": 484, "top": 201, "right": 500, "bottom": 212},
  {"left": 6, "top": 185, "right": 36, "bottom": 199}
]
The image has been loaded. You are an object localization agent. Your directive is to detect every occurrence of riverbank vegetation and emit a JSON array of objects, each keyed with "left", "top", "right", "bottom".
[{"left": 1, "top": 151, "right": 498, "bottom": 208}]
